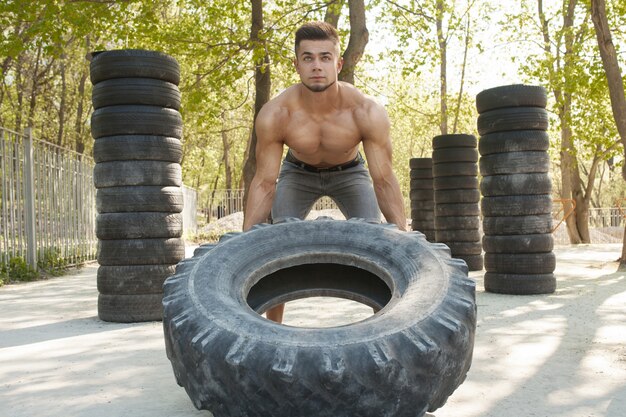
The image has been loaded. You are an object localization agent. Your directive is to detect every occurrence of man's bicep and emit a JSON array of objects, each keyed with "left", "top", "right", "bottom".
[{"left": 254, "top": 113, "right": 284, "bottom": 183}]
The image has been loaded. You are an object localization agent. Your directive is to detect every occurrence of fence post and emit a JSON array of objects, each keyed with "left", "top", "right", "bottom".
[{"left": 23, "top": 127, "right": 38, "bottom": 271}]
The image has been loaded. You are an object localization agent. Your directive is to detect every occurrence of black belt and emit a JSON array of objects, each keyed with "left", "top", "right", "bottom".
[{"left": 285, "top": 150, "right": 362, "bottom": 173}]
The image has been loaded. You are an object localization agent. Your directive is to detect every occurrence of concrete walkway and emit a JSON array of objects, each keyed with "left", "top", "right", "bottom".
[{"left": 1, "top": 244, "right": 625, "bottom": 417}]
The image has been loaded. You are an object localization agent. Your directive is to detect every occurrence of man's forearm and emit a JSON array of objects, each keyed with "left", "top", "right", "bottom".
[
  {"left": 373, "top": 178, "right": 407, "bottom": 231},
  {"left": 243, "top": 182, "right": 275, "bottom": 231}
]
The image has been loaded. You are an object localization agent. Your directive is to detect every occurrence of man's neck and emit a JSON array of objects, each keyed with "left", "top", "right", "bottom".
[{"left": 298, "top": 82, "right": 342, "bottom": 114}]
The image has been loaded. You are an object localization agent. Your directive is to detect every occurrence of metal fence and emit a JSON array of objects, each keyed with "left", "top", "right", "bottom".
[
  {"left": 201, "top": 189, "right": 338, "bottom": 223},
  {"left": 1, "top": 127, "right": 97, "bottom": 269},
  {"left": 182, "top": 185, "right": 198, "bottom": 234}
]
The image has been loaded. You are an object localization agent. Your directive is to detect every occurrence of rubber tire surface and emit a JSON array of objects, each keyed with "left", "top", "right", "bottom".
[
  {"left": 96, "top": 212, "right": 183, "bottom": 239},
  {"left": 477, "top": 107, "right": 549, "bottom": 136},
  {"left": 481, "top": 194, "right": 552, "bottom": 216},
  {"left": 98, "top": 264, "right": 176, "bottom": 294},
  {"left": 435, "top": 189, "right": 481, "bottom": 204},
  {"left": 435, "top": 203, "right": 480, "bottom": 217},
  {"left": 91, "top": 105, "right": 183, "bottom": 139},
  {"left": 432, "top": 162, "right": 478, "bottom": 177},
  {"left": 96, "top": 186, "right": 183, "bottom": 213},
  {"left": 92, "top": 78, "right": 181, "bottom": 109},
  {"left": 484, "top": 252, "right": 556, "bottom": 274},
  {"left": 432, "top": 148, "right": 479, "bottom": 163},
  {"left": 411, "top": 169, "right": 433, "bottom": 179},
  {"left": 478, "top": 131, "right": 550, "bottom": 156},
  {"left": 480, "top": 173, "right": 552, "bottom": 196},
  {"left": 434, "top": 176, "right": 479, "bottom": 190},
  {"left": 94, "top": 136, "right": 182, "bottom": 163},
  {"left": 475, "top": 84, "right": 547, "bottom": 113},
  {"left": 484, "top": 272, "right": 556, "bottom": 295},
  {"left": 93, "top": 161, "right": 182, "bottom": 188},
  {"left": 97, "top": 238, "right": 185, "bottom": 266},
  {"left": 479, "top": 151, "right": 550, "bottom": 175},
  {"left": 482, "top": 214, "right": 553, "bottom": 235},
  {"left": 436, "top": 229, "right": 481, "bottom": 242},
  {"left": 162, "top": 219, "right": 476, "bottom": 417},
  {"left": 409, "top": 158, "right": 433, "bottom": 169},
  {"left": 90, "top": 49, "right": 180, "bottom": 85},
  {"left": 482, "top": 233, "right": 553, "bottom": 253},
  {"left": 432, "top": 134, "right": 477, "bottom": 149},
  {"left": 98, "top": 293, "right": 163, "bottom": 322}
]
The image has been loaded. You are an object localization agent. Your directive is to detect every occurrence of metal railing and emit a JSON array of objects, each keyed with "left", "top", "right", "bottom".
[
  {"left": 1, "top": 127, "right": 98, "bottom": 269},
  {"left": 201, "top": 189, "right": 338, "bottom": 223}
]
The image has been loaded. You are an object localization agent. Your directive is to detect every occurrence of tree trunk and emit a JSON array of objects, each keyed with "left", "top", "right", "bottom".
[
  {"left": 590, "top": 0, "right": 626, "bottom": 262},
  {"left": 338, "top": 0, "right": 368, "bottom": 84},
  {"left": 452, "top": 16, "right": 470, "bottom": 134},
  {"left": 74, "top": 37, "right": 90, "bottom": 155},
  {"left": 221, "top": 112, "right": 233, "bottom": 190},
  {"left": 27, "top": 43, "right": 43, "bottom": 130},
  {"left": 436, "top": 0, "right": 448, "bottom": 135},
  {"left": 242, "top": 0, "right": 271, "bottom": 211},
  {"left": 325, "top": 0, "right": 346, "bottom": 27},
  {"left": 58, "top": 57, "right": 67, "bottom": 146}
]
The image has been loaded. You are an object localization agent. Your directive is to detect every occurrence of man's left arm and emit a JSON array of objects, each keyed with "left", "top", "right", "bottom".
[{"left": 358, "top": 101, "right": 407, "bottom": 231}]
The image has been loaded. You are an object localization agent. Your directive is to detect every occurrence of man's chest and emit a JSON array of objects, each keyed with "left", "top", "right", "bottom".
[{"left": 283, "top": 111, "right": 361, "bottom": 153}]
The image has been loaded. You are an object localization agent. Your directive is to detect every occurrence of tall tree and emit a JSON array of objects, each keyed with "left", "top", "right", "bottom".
[{"left": 590, "top": 0, "right": 626, "bottom": 260}]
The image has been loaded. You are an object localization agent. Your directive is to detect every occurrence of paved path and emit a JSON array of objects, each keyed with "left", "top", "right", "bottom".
[{"left": 1, "top": 244, "right": 625, "bottom": 417}]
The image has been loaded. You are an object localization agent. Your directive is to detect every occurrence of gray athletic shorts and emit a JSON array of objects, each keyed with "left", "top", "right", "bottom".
[{"left": 271, "top": 153, "right": 381, "bottom": 224}]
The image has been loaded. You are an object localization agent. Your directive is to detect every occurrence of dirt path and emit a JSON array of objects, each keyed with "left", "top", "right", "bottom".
[{"left": 0, "top": 244, "right": 625, "bottom": 417}]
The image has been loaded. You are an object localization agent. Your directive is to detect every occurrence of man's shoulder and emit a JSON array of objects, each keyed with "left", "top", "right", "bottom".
[{"left": 339, "top": 82, "right": 382, "bottom": 112}]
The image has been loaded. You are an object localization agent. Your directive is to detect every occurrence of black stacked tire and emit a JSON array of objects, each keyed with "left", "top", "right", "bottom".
[
  {"left": 90, "top": 49, "right": 185, "bottom": 322},
  {"left": 163, "top": 218, "right": 476, "bottom": 417},
  {"left": 476, "top": 84, "right": 556, "bottom": 295},
  {"left": 409, "top": 158, "right": 435, "bottom": 241},
  {"left": 432, "top": 134, "right": 483, "bottom": 271}
]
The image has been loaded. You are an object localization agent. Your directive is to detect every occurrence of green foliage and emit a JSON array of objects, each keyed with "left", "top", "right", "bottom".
[
  {"left": 0, "top": 256, "right": 38, "bottom": 284},
  {"left": 38, "top": 247, "right": 69, "bottom": 277}
]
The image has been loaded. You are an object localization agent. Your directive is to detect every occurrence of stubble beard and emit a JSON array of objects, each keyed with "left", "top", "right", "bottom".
[{"left": 302, "top": 79, "right": 336, "bottom": 93}]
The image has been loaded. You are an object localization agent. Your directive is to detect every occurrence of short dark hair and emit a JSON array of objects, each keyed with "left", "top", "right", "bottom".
[{"left": 294, "top": 21, "right": 340, "bottom": 55}]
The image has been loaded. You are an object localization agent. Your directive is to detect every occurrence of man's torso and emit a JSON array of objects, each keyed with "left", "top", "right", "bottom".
[{"left": 270, "top": 83, "right": 371, "bottom": 168}]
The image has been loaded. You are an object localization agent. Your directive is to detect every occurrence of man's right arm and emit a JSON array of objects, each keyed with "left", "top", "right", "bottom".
[{"left": 242, "top": 106, "right": 284, "bottom": 231}]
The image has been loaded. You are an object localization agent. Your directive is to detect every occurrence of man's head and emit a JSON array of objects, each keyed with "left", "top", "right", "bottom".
[
  {"left": 294, "top": 22, "right": 343, "bottom": 93},
  {"left": 294, "top": 21, "right": 341, "bottom": 56}
]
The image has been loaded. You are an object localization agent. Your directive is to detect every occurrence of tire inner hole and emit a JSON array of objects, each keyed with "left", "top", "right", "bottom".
[{"left": 246, "top": 263, "right": 392, "bottom": 328}]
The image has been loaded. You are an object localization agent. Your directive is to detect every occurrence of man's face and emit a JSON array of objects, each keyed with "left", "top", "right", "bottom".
[{"left": 294, "top": 39, "right": 343, "bottom": 93}]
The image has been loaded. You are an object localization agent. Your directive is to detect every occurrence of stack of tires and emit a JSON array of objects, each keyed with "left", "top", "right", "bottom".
[
  {"left": 432, "top": 134, "right": 483, "bottom": 271},
  {"left": 90, "top": 49, "right": 185, "bottom": 322},
  {"left": 476, "top": 84, "right": 556, "bottom": 294},
  {"left": 409, "top": 158, "right": 436, "bottom": 241}
]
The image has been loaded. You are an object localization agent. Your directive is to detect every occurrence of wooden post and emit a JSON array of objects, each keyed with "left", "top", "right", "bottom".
[{"left": 23, "top": 127, "right": 37, "bottom": 271}]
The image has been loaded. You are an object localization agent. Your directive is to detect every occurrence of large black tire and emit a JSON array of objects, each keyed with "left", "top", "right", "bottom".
[
  {"left": 97, "top": 238, "right": 185, "bottom": 266},
  {"left": 410, "top": 178, "right": 435, "bottom": 190},
  {"left": 482, "top": 214, "right": 553, "bottom": 235},
  {"left": 482, "top": 233, "right": 553, "bottom": 253},
  {"left": 96, "top": 212, "right": 183, "bottom": 239},
  {"left": 91, "top": 105, "right": 183, "bottom": 139},
  {"left": 410, "top": 169, "right": 434, "bottom": 179},
  {"left": 432, "top": 162, "right": 478, "bottom": 177},
  {"left": 435, "top": 189, "right": 481, "bottom": 204},
  {"left": 480, "top": 173, "right": 552, "bottom": 196},
  {"left": 435, "top": 215, "right": 481, "bottom": 230},
  {"left": 93, "top": 136, "right": 182, "bottom": 163},
  {"left": 162, "top": 219, "right": 476, "bottom": 416},
  {"left": 434, "top": 176, "right": 479, "bottom": 190},
  {"left": 93, "top": 161, "right": 182, "bottom": 188},
  {"left": 477, "top": 107, "right": 549, "bottom": 136},
  {"left": 409, "top": 158, "right": 433, "bottom": 169},
  {"left": 478, "top": 130, "right": 550, "bottom": 156},
  {"left": 481, "top": 194, "right": 552, "bottom": 216},
  {"left": 436, "top": 202, "right": 480, "bottom": 217},
  {"left": 92, "top": 78, "right": 181, "bottom": 109},
  {"left": 484, "top": 272, "right": 556, "bottom": 295},
  {"left": 96, "top": 186, "right": 183, "bottom": 213},
  {"left": 432, "top": 148, "right": 479, "bottom": 163},
  {"left": 410, "top": 188, "right": 435, "bottom": 201},
  {"left": 475, "top": 84, "right": 547, "bottom": 113},
  {"left": 98, "top": 293, "right": 163, "bottom": 322},
  {"left": 432, "top": 134, "right": 477, "bottom": 149},
  {"left": 479, "top": 151, "right": 550, "bottom": 175},
  {"left": 484, "top": 252, "right": 556, "bottom": 274},
  {"left": 436, "top": 229, "right": 481, "bottom": 242},
  {"left": 89, "top": 49, "right": 180, "bottom": 85},
  {"left": 97, "top": 264, "right": 176, "bottom": 294}
]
